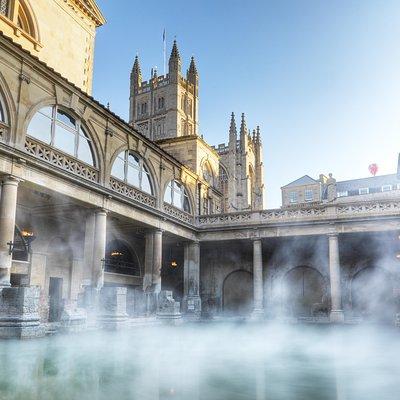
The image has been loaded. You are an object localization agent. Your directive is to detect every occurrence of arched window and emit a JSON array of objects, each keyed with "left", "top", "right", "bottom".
[
  {"left": 164, "top": 180, "right": 190, "bottom": 212},
  {"left": 111, "top": 150, "right": 153, "bottom": 195},
  {"left": 0, "top": 96, "right": 6, "bottom": 124},
  {"left": 17, "top": 0, "right": 36, "bottom": 38},
  {"left": 202, "top": 162, "right": 214, "bottom": 187},
  {"left": 27, "top": 106, "right": 95, "bottom": 166},
  {"left": 105, "top": 239, "right": 140, "bottom": 276}
]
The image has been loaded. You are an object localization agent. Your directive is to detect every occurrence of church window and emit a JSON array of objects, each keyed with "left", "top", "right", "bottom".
[
  {"left": 188, "top": 124, "right": 193, "bottom": 135},
  {"left": 187, "top": 99, "right": 193, "bottom": 117},
  {"left": 164, "top": 180, "right": 190, "bottom": 212},
  {"left": 202, "top": 162, "right": 214, "bottom": 187},
  {"left": 289, "top": 191, "right": 298, "bottom": 204},
  {"left": 140, "top": 102, "right": 148, "bottom": 115},
  {"left": 27, "top": 106, "right": 95, "bottom": 166},
  {"left": 219, "top": 165, "right": 228, "bottom": 212},
  {"left": 181, "top": 94, "right": 185, "bottom": 111},
  {"left": 158, "top": 97, "right": 165, "bottom": 109},
  {"left": 304, "top": 189, "right": 313, "bottom": 202},
  {"left": 0, "top": 0, "right": 9, "bottom": 17},
  {"left": 111, "top": 150, "right": 153, "bottom": 195}
]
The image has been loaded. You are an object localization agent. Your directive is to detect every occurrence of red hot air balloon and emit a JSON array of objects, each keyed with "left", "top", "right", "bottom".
[{"left": 368, "top": 163, "right": 378, "bottom": 176}]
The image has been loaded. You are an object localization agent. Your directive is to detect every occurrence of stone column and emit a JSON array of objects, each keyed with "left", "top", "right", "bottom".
[
  {"left": 328, "top": 233, "right": 344, "bottom": 323},
  {"left": 92, "top": 209, "right": 107, "bottom": 290},
  {"left": 183, "top": 240, "right": 201, "bottom": 317},
  {"left": 252, "top": 238, "right": 264, "bottom": 317},
  {"left": 0, "top": 176, "right": 19, "bottom": 286},
  {"left": 152, "top": 229, "right": 163, "bottom": 293}
]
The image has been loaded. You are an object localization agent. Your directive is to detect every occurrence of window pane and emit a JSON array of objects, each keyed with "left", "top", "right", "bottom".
[
  {"left": 183, "top": 194, "right": 190, "bottom": 212},
  {"left": 27, "top": 112, "right": 52, "bottom": 144},
  {"left": 172, "top": 188, "right": 183, "bottom": 208},
  {"left": 77, "top": 135, "right": 94, "bottom": 166},
  {"left": 128, "top": 153, "right": 140, "bottom": 167},
  {"left": 164, "top": 182, "right": 173, "bottom": 203},
  {"left": 57, "top": 109, "right": 76, "bottom": 129},
  {"left": 39, "top": 106, "right": 53, "bottom": 118},
  {"left": 142, "top": 171, "right": 152, "bottom": 194},
  {"left": 127, "top": 164, "right": 140, "bottom": 187},
  {"left": 0, "top": 101, "right": 5, "bottom": 122},
  {"left": 54, "top": 123, "right": 76, "bottom": 155},
  {"left": 111, "top": 154, "right": 125, "bottom": 180}
]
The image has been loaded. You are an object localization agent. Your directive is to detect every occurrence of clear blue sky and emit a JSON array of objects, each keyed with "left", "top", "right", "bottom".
[{"left": 94, "top": 0, "right": 400, "bottom": 208}]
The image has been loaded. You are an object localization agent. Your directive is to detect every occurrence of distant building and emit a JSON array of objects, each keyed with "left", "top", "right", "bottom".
[{"left": 281, "top": 173, "right": 400, "bottom": 207}]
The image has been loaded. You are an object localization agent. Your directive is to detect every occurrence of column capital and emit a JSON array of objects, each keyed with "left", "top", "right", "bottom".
[
  {"left": 327, "top": 232, "right": 339, "bottom": 238},
  {"left": 2, "top": 175, "right": 21, "bottom": 186},
  {"left": 95, "top": 208, "right": 108, "bottom": 216}
]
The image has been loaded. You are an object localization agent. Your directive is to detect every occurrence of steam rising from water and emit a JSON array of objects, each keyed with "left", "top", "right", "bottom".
[{"left": 0, "top": 323, "right": 399, "bottom": 400}]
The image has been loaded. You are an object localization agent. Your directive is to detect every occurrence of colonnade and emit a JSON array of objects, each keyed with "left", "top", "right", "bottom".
[
  {"left": 250, "top": 233, "right": 344, "bottom": 322},
  {"left": 0, "top": 174, "right": 345, "bottom": 322}
]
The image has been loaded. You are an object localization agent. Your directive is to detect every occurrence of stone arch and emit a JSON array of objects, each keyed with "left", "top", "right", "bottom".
[
  {"left": 105, "top": 238, "right": 142, "bottom": 276},
  {"left": 222, "top": 269, "right": 253, "bottom": 315},
  {"left": 281, "top": 266, "right": 328, "bottom": 318},
  {"left": 109, "top": 147, "right": 158, "bottom": 198},
  {"left": 351, "top": 266, "right": 395, "bottom": 322},
  {"left": 0, "top": 70, "right": 17, "bottom": 142},
  {"left": 24, "top": 101, "right": 102, "bottom": 170}
]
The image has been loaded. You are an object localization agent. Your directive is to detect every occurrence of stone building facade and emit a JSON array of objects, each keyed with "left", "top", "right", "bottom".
[
  {"left": 130, "top": 42, "right": 265, "bottom": 213},
  {"left": 0, "top": 0, "right": 399, "bottom": 337}
]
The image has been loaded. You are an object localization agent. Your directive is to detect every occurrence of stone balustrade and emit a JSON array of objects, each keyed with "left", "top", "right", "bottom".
[
  {"left": 25, "top": 137, "right": 99, "bottom": 183},
  {"left": 196, "top": 200, "right": 400, "bottom": 228},
  {"left": 109, "top": 177, "right": 157, "bottom": 208}
]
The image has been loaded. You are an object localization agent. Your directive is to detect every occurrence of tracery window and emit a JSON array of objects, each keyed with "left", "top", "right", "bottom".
[
  {"left": 0, "top": 0, "right": 9, "bottom": 17},
  {"left": 202, "top": 162, "right": 214, "bottom": 187},
  {"left": 158, "top": 97, "right": 165, "bottom": 110},
  {"left": 164, "top": 180, "right": 190, "bottom": 212},
  {"left": 111, "top": 150, "right": 153, "bottom": 195},
  {"left": 27, "top": 106, "right": 95, "bottom": 166},
  {"left": 219, "top": 165, "right": 228, "bottom": 212}
]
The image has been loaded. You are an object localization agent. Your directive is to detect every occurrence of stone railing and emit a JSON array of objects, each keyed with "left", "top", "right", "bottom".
[
  {"left": 25, "top": 136, "right": 99, "bottom": 183},
  {"left": 196, "top": 200, "right": 400, "bottom": 228},
  {"left": 109, "top": 177, "right": 157, "bottom": 208},
  {"left": 163, "top": 203, "right": 194, "bottom": 224}
]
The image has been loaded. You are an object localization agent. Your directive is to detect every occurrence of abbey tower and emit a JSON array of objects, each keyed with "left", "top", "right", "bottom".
[{"left": 129, "top": 41, "right": 265, "bottom": 212}]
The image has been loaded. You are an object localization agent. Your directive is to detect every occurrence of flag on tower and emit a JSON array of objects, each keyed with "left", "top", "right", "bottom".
[{"left": 163, "top": 29, "right": 166, "bottom": 76}]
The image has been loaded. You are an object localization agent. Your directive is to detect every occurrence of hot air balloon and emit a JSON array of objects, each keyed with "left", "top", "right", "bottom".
[{"left": 368, "top": 163, "right": 378, "bottom": 176}]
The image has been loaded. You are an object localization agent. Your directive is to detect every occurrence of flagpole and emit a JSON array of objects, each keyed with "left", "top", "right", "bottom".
[{"left": 163, "top": 29, "right": 166, "bottom": 76}]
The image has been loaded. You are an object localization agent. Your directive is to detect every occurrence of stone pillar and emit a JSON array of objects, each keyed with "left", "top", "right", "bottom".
[
  {"left": 153, "top": 229, "right": 163, "bottom": 293},
  {"left": 328, "top": 233, "right": 344, "bottom": 323},
  {"left": 0, "top": 176, "right": 19, "bottom": 286},
  {"left": 252, "top": 239, "right": 264, "bottom": 318},
  {"left": 92, "top": 209, "right": 107, "bottom": 290},
  {"left": 143, "top": 231, "right": 156, "bottom": 315},
  {"left": 183, "top": 240, "right": 201, "bottom": 318}
]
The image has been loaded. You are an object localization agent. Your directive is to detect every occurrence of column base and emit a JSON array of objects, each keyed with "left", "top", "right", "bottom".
[
  {"left": 249, "top": 308, "right": 265, "bottom": 320},
  {"left": 182, "top": 295, "right": 201, "bottom": 320},
  {"left": 0, "top": 286, "right": 45, "bottom": 339},
  {"left": 157, "top": 290, "right": 182, "bottom": 325},
  {"left": 330, "top": 310, "right": 344, "bottom": 323},
  {"left": 97, "top": 287, "right": 128, "bottom": 330}
]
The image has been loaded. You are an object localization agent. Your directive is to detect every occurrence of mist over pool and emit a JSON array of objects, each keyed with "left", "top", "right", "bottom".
[{"left": 0, "top": 323, "right": 399, "bottom": 400}]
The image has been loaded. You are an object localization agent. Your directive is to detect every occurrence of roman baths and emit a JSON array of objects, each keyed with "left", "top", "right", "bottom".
[{"left": 0, "top": 0, "right": 400, "bottom": 399}]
